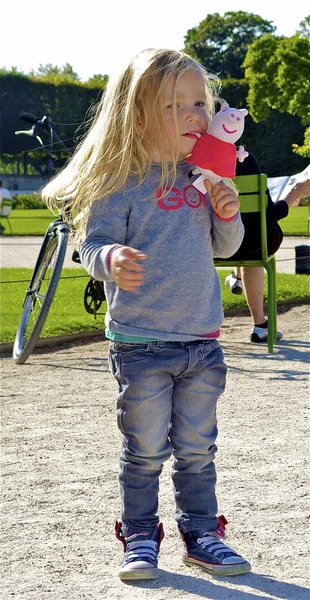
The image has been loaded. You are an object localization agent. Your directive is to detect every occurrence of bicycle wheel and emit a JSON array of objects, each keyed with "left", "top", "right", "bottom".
[
  {"left": 84, "top": 279, "right": 106, "bottom": 316},
  {"left": 13, "top": 226, "right": 69, "bottom": 364}
]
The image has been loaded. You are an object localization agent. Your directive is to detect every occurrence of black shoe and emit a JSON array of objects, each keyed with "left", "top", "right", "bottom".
[
  {"left": 225, "top": 272, "right": 243, "bottom": 295},
  {"left": 72, "top": 250, "right": 81, "bottom": 263},
  {"left": 250, "top": 324, "right": 283, "bottom": 343}
]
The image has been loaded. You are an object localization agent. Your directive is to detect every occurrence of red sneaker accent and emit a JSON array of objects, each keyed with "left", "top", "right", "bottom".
[
  {"left": 115, "top": 520, "right": 165, "bottom": 551},
  {"left": 214, "top": 514, "right": 228, "bottom": 538}
]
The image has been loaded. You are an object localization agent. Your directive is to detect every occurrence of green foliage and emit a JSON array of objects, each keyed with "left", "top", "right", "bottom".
[
  {"left": 244, "top": 34, "right": 310, "bottom": 123},
  {"left": 293, "top": 127, "right": 310, "bottom": 158},
  {"left": 30, "top": 63, "right": 81, "bottom": 83},
  {"left": 218, "top": 80, "right": 308, "bottom": 176},
  {"left": 243, "top": 32, "right": 310, "bottom": 157},
  {"left": 0, "top": 63, "right": 110, "bottom": 86},
  {"left": 243, "top": 111, "right": 308, "bottom": 176},
  {"left": 183, "top": 11, "right": 275, "bottom": 79},
  {"left": 220, "top": 79, "right": 249, "bottom": 107},
  {"left": 13, "top": 194, "right": 46, "bottom": 209},
  {"left": 86, "top": 74, "right": 109, "bottom": 88},
  {"left": 298, "top": 15, "right": 310, "bottom": 37}
]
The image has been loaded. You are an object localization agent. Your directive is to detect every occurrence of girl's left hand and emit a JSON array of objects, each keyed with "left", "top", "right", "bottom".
[{"left": 204, "top": 179, "right": 240, "bottom": 219}]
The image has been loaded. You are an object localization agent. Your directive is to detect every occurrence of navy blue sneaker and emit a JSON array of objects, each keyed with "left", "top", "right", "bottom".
[
  {"left": 179, "top": 516, "right": 251, "bottom": 576},
  {"left": 115, "top": 521, "right": 164, "bottom": 580}
]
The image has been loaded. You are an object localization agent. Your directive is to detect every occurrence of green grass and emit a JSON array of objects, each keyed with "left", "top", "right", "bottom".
[
  {"left": 0, "top": 268, "right": 106, "bottom": 343},
  {"left": 280, "top": 205, "right": 309, "bottom": 236},
  {"left": 0, "top": 209, "right": 55, "bottom": 235},
  {"left": 0, "top": 206, "right": 309, "bottom": 236},
  {"left": 0, "top": 267, "right": 309, "bottom": 343}
]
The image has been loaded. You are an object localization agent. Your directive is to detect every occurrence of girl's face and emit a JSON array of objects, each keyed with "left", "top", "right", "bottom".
[{"left": 153, "top": 68, "right": 210, "bottom": 161}]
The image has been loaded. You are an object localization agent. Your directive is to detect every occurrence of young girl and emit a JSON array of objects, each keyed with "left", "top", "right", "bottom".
[{"left": 42, "top": 48, "right": 250, "bottom": 581}]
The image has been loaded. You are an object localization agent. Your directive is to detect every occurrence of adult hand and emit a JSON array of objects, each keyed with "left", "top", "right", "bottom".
[
  {"left": 110, "top": 246, "right": 147, "bottom": 291},
  {"left": 285, "top": 178, "right": 310, "bottom": 207},
  {"left": 205, "top": 179, "right": 240, "bottom": 219}
]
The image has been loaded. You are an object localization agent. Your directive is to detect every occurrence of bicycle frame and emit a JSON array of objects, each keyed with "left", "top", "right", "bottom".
[{"left": 23, "top": 217, "right": 70, "bottom": 305}]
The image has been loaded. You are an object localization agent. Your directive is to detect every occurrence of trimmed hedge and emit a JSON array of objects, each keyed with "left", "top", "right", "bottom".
[{"left": 12, "top": 193, "right": 46, "bottom": 209}]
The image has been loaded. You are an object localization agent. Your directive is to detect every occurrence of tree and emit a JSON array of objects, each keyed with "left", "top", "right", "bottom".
[
  {"left": 298, "top": 15, "right": 310, "bottom": 37},
  {"left": 30, "top": 63, "right": 81, "bottom": 84},
  {"left": 86, "top": 74, "right": 109, "bottom": 89},
  {"left": 243, "top": 19, "right": 310, "bottom": 157},
  {"left": 183, "top": 11, "right": 275, "bottom": 79}
]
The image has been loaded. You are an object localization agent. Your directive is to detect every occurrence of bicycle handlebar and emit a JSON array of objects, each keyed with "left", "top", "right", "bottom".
[
  {"left": 16, "top": 111, "right": 72, "bottom": 154},
  {"left": 20, "top": 111, "right": 42, "bottom": 124},
  {"left": 19, "top": 112, "right": 50, "bottom": 130}
]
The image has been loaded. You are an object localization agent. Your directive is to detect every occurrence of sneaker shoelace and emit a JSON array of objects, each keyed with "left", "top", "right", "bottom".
[
  {"left": 196, "top": 534, "right": 235, "bottom": 558},
  {"left": 124, "top": 537, "right": 158, "bottom": 565}
]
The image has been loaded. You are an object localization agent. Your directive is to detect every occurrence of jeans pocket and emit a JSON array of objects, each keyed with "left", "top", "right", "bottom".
[
  {"left": 111, "top": 343, "right": 162, "bottom": 365},
  {"left": 111, "top": 342, "right": 149, "bottom": 352}
]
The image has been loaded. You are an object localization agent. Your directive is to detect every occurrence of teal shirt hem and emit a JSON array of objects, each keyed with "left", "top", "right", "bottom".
[{"left": 105, "top": 329, "right": 160, "bottom": 343}]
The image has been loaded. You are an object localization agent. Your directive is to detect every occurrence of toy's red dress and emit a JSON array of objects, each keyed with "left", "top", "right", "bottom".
[{"left": 187, "top": 134, "right": 237, "bottom": 178}]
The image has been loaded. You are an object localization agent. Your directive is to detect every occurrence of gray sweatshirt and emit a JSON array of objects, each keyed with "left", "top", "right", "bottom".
[{"left": 80, "top": 161, "right": 244, "bottom": 341}]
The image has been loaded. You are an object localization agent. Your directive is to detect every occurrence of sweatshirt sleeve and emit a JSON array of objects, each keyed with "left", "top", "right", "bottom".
[
  {"left": 211, "top": 211, "right": 245, "bottom": 258},
  {"left": 79, "top": 192, "right": 129, "bottom": 282}
]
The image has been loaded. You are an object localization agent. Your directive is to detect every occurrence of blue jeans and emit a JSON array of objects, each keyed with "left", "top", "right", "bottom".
[{"left": 108, "top": 339, "right": 227, "bottom": 537}]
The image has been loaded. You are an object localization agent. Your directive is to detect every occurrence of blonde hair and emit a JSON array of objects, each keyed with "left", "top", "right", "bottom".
[{"left": 41, "top": 48, "right": 221, "bottom": 245}]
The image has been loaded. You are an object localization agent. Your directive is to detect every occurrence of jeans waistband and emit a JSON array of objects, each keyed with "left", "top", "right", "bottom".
[{"left": 152, "top": 340, "right": 212, "bottom": 349}]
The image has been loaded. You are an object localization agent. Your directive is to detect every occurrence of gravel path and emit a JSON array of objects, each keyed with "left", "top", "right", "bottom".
[{"left": 1, "top": 304, "right": 309, "bottom": 599}]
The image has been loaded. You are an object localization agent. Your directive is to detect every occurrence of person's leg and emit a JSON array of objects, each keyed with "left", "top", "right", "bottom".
[
  {"left": 109, "top": 342, "right": 174, "bottom": 534},
  {"left": 170, "top": 340, "right": 226, "bottom": 533},
  {"left": 241, "top": 267, "right": 283, "bottom": 343},
  {"left": 235, "top": 266, "right": 241, "bottom": 279},
  {"left": 109, "top": 341, "right": 176, "bottom": 579},
  {"left": 241, "top": 266, "right": 265, "bottom": 325},
  {"left": 170, "top": 339, "right": 250, "bottom": 575}
]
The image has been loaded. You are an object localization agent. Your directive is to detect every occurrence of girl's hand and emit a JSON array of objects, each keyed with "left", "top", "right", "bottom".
[
  {"left": 204, "top": 179, "right": 240, "bottom": 220},
  {"left": 110, "top": 246, "right": 147, "bottom": 291}
]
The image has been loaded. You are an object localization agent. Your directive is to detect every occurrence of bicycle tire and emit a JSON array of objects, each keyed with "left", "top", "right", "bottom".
[
  {"left": 13, "top": 226, "right": 69, "bottom": 364},
  {"left": 84, "top": 279, "right": 105, "bottom": 315}
]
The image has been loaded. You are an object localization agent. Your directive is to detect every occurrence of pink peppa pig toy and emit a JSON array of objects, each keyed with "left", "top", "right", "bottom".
[{"left": 187, "top": 102, "right": 249, "bottom": 193}]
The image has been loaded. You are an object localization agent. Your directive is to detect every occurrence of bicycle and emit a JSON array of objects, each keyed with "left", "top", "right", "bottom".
[{"left": 13, "top": 112, "right": 106, "bottom": 365}]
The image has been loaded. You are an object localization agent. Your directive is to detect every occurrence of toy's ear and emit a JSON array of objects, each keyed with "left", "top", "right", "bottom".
[
  {"left": 220, "top": 102, "right": 229, "bottom": 112},
  {"left": 240, "top": 108, "right": 248, "bottom": 116}
]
